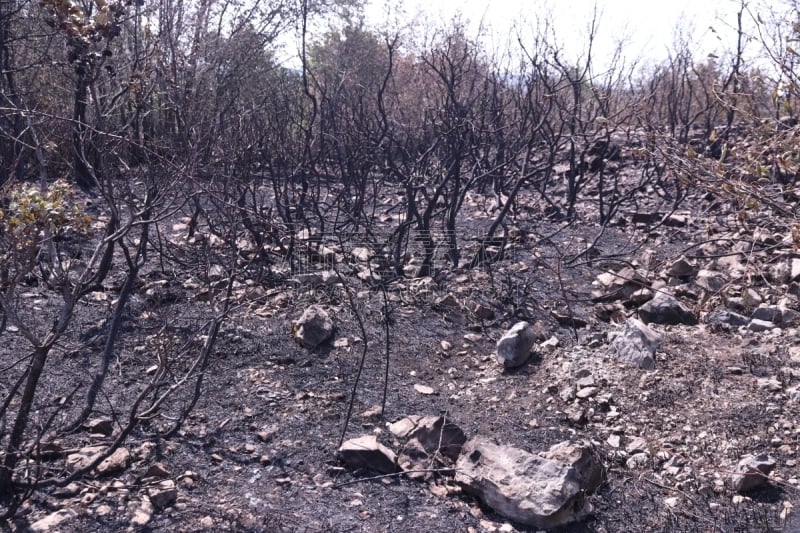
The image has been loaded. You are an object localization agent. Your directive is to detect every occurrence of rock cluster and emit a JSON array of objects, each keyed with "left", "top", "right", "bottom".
[{"left": 338, "top": 415, "right": 602, "bottom": 529}]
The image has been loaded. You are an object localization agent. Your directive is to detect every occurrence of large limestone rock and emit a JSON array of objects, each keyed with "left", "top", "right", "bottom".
[
  {"left": 338, "top": 435, "right": 397, "bottom": 474},
  {"left": 637, "top": 291, "right": 698, "bottom": 325},
  {"left": 293, "top": 305, "right": 334, "bottom": 348},
  {"left": 455, "top": 437, "right": 592, "bottom": 529},
  {"left": 609, "top": 318, "right": 660, "bottom": 369},
  {"left": 496, "top": 322, "right": 537, "bottom": 368}
]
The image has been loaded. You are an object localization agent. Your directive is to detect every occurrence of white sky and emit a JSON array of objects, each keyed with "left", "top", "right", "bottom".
[{"left": 363, "top": 0, "right": 756, "bottom": 69}]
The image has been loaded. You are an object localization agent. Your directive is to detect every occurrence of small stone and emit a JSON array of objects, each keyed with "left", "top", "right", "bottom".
[
  {"left": 148, "top": 479, "right": 178, "bottom": 509},
  {"left": 730, "top": 454, "right": 776, "bottom": 492},
  {"left": 791, "top": 258, "right": 800, "bottom": 282},
  {"left": 695, "top": 270, "right": 727, "bottom": 292},
  {"left": 95, "top": 504, "right": 113, "bottom": 517},
  {"left": 131, "top": 499, "right": 154, "bottom": 526},
  {"left": 256, "top": 425, "right": 279, "bottom": 442},
  {"left": 339, "top": 435, "right": 397, "bottom": 474},
  {"left": 638, "top": 291, "right": 697, "bottom": 325},
  {"left": 360, "top": 405, "right": 383, "bottom": 419},
  {"left": 626, "top": 437, "right": 648, "bottom": 454},
  {"left": 576, "top": 386, "right": 598, "bottom": 399},
  {"left": 609, "top": 318, "right": 660, "bottom": 369},
  {"left": 751, "top": 305, "right": 782, "bottom": 323},
  {"left": 757, "top": 377, "right": 782, "bottom": 392},
  {"left": 664, "top": 496, "right": 680, "bottom": 508},
  {"left": 496, "top": 322, "right": 537, "bottom": 368},
  {"left": 668, "top": 257, "right": 695, "bottom": 278},
  {"left": 626, "top": 452, "right": 650, "bottom": 469},
  {"left": 351, "top": 247, "right": 372, "bottom": 262},
  {"left": 748, "top": 319, "right": 775, "bottom": 332},
  {"left": 540, "top": 336, "right": 560, "bottom": 352},
  {"left": 333, "top": 337, "right": 350, "bottom": 348},
  {"left": 565, "top": 406, "right": 587, "bottom": 424},
  {"left": 473, "top": 304, "right": 495, "bottom": 320},
  {"left": 142, "top": 462, "right": 171, "bottom": 479},
  {"left": 293, "top": 305, "right": 334, "bottom": 348},
  {"left": 705, "top": 310, "right": 749, "bottom": 327},
  {"left": 85, "top": 417, "right": 114, "bottom": 436},
  {"left": 68, "top": 445, "right": 130, "bottom": 475},
  {"left": 30, "top": 509, "right": 78, "bottom": 532},
  {"left": 413, "top": 384, "right": 435, "bottom": 395},
  {"left": 388, "top": 415, "right": 467, "bottom": 459}
]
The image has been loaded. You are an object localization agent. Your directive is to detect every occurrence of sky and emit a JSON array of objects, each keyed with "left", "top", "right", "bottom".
[{"left": 362, "top": 0, "right": 753, "bottom": 69}]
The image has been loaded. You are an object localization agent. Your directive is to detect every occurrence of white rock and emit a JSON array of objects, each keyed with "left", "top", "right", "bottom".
[{"left": 413, "top": 383, "right": 435, "bottom": 395}]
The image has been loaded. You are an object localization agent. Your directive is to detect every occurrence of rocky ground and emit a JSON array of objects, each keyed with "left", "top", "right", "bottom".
[{"left": 3, "top": 158, "right": 800, "bottom": 531}]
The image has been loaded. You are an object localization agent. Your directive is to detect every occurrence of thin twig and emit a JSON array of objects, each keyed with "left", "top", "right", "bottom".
[{"left": 333, "top": 468, "right": 463, "bottom": 488}]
